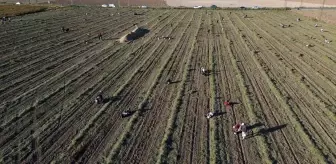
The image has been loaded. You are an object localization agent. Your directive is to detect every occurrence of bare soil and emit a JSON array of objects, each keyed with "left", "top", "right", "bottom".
[
  {"left": 293, "top": 9, "right": 336, "bottom": 25},
  {"left": 0, "top": 5, "right": 48, "bottom": 17},
  {"left": 0, "top": 8, "right": 335, "bottom": 164}
]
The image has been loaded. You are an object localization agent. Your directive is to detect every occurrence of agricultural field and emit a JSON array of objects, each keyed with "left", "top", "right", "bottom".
[{"left": 0, "top": 7, "right": 335, "bottom": 164}]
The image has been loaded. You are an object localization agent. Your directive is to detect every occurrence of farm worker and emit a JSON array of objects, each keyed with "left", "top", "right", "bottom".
[
  {"left": 233, "top": 123, "right": 247, "bottom": 139},
  {"left": 206, "top": 112, "right": 214, "bottom": 119},
  {"left": 224, "top": 101, "right": 230, "bottom": 106},
  {"left": 240, "top": 123, "right": 247, "bottom": 139},
  {"left": 224, "top": 101, "right": 231, "bottom": 111},
  {"left": 98, "top": 33, "right": 103, "bottom": 40},
  {"left": 314, "top": 24, "right": 318, "bottom": 27},
  {"left": 95, "top": 91, "right": 103, "bottom": 104},
  {"left": 62, "top": 27, "right": 69, "bottom": 32},
  {"left": 233, "top": 123, "right": 241, "bottom": 134},
  {"left": 201, "top": 67, "right": 206, "bottom": 74},
  {"left": 121, "top": 111, "right": 132, "bottom": 118},
  {"left": 325, "top": 39, "right": 330, "bottom": 44}
]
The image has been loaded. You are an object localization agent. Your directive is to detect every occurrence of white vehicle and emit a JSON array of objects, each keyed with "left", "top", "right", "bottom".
[
  {"left": 16, "top": 2, "right": 21, "bottom": 5},
  {"left": 108, "top": 4, "right": 115, "bottom": 7},
  {"left": 102, "top": 4, "right": 108, "bottom": 7},
  {"left": 141, "top": 6, "right": 148, "bottom": 8},
  {"left": 193, "top": 6, "right": 203, "bottom": 9}
]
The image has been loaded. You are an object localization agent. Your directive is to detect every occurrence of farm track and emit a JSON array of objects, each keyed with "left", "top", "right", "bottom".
[{"left": 1, "top": 8, "right": 335, "bottom": 164}]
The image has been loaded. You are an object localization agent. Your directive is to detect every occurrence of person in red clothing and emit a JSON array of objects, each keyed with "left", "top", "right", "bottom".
[
  {"left": 233, "top": 123, "right": 241, "bottom": 134},
  {"left": 233, "top": 123, "right": 248, "bottom": 139},
  {"left": 224, "top": 101, "right": 233, "bottom": 111},
  {"left": 224, "top": 101, "right": 231, "bottom": 107}
]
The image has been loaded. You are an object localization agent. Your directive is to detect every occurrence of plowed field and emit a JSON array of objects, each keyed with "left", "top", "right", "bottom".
[{"left": 1, "top": 8, "right": 335, "bottom": 164}]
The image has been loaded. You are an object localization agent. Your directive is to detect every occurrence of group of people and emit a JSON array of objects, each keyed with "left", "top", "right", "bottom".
[
  {"left": 233, "top": 122, "right": 248, "bottom": 139},
  {"left": 95, "top": 91, "right": 132, "bottom": 118},
  {"left": 296, "top": 21, "right": 331, "bottom": 45},
  {"left": 205, "top": 100, "right": 248, "bottom": 139}
]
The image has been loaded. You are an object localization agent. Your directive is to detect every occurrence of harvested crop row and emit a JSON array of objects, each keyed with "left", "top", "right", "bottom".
[{"left": 117, "top": 10, "right": 198, "bottom": 164}]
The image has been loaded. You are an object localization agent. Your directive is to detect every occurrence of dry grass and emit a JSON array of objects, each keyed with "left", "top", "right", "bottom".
[{"left": 0, "top": 5, "right": 48, "bottom": 17}]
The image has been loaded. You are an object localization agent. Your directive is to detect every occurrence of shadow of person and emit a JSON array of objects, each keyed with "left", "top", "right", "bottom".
[
  {"left": 213, "top": 111, "right": 226, "bottom": 117},
  {"left": 169, "top": 80, "right": 181, "bottom": 84},
  {"left": 247, "top": 122, "right": 264, "bottom": 131},
  {"left": 259, "top": 124, "right": 287, "bottom": 135},
  {"left": 102, "top": 96, "right": 121, "bottom": 103},
  {"left": 248, "top": 124, "right": 287, "bottom": 139},
  {"left": 226, "top": 101, "right": 240, "bottom": 112}
]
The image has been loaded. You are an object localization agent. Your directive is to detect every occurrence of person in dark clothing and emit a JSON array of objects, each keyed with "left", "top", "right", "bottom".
[
  {"left": 95, "top": 91, "right": 103, "bottom": 104},
  {"left": 98, "top": 33, "right": 103, "bottom": 40}
]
